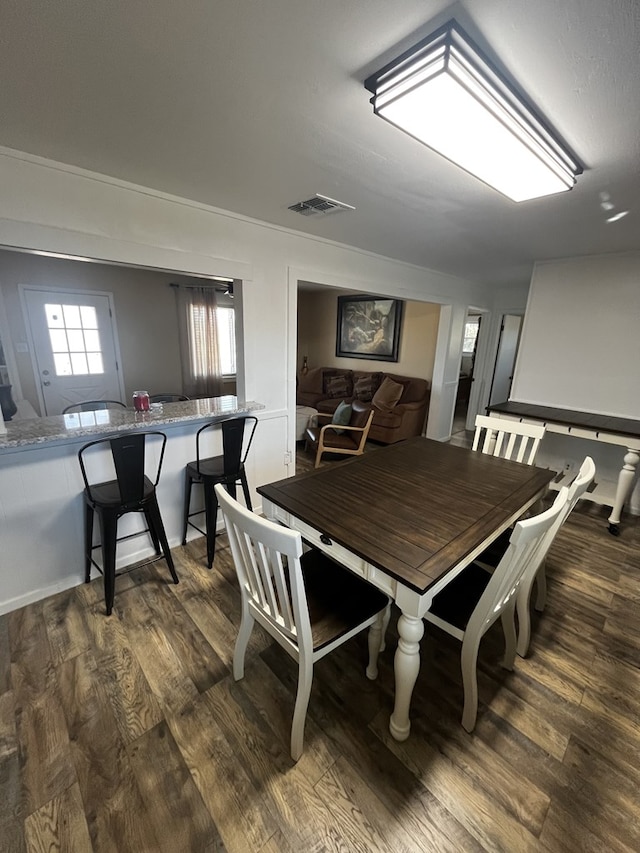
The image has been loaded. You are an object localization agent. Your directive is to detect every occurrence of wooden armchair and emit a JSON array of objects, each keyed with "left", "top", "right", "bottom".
[{"left": 305, "top": 400, "right": 374, "bottom": 468}]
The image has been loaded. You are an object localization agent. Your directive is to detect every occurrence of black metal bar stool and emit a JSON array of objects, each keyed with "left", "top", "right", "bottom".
[
  {"left": 78, "top": 430, "right": 179, "bottom": 615},
  {"left": 181, "top": 416, "right": 258, "bottom": 568}
]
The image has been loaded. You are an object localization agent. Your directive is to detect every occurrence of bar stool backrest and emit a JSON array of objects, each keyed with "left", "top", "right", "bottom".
[
  {"left": 196, "top": 416, "right": 258, "bottom": 477},
  {"left": 78, "top": 431, "right": 167, "bottom": 507},
  {"left": 63, "top": 400, "right": 126, "bottom": 414}
]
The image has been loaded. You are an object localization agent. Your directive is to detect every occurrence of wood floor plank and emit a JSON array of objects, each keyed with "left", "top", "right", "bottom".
[
  {"left": 138, "top": 573, "right": 228, "bottom": 693},
  {"left": 262, "top": 643, "right": 483, "bottom": 853},
  {"left": 0, "top": 750, "right": 27, "bottom": 853},
  {"left": 0, "top": 612, "right": 11, "bottom": 695},
  {"left": 116, "top": 585, "right": 200, "bottom": 716},
  {"left": 314, "top": 754, "right": 420, "bottom": 853},
  {"left": 23, "top": 782, "right": 92, "bottom": 853},
  {"left": 232, "top": 654, "right": 338, "bottom": 784},
  {"left": 57, "top": 650, "right": 162, "bottom": 852},
  {"left": 205, "top": 668, "right": 349, "bottom": 853},
  {"left": 127, "top": 720, "right": 226, "bottom": 853},
  {"left": 166, "top": 691, "right": 277, "bottom": 853},
  {"left": 43, "top": 588, "right": 92, "bottom": 666},
  {"left": 81, "top": 596, "right": 164, "bottom": 745},
  {"left": 583, "top": 648, "right": 640, "bottom": 724}
]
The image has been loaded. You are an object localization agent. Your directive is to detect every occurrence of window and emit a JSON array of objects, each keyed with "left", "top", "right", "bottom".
[
  {"left": 187, "top": 304, "right": 235, "bottom": 378},
  {"left": 462, "top": 317, "right": 480, "bottom": 354},
  {"left": 45, "top": 303, "right": 104, "bottom": 376},
  {"left": 215, "top": 307, "right": 236, "bottom": 376}
]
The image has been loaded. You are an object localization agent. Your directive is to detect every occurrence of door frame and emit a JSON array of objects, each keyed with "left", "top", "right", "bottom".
[{"left": 19, "top": 284, "right": 126, "bottom": 416}]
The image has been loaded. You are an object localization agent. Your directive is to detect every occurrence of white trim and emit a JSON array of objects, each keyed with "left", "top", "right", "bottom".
[{"left": 0, "top": 286, "right": 23, "bottom": 399}]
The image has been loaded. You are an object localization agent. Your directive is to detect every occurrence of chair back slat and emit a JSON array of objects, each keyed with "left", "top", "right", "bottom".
[
  {"left": 216, "top": 484, "right": 310, "bottom": 647},
  {"left": 467, "top": 486, "right": 569, "bottom": 637},
  {"left": 111, "top": 434, "right": 146, "bottom": 504},
  {"left": 474, "top": 415, "right": 545, "bottom": 465}
]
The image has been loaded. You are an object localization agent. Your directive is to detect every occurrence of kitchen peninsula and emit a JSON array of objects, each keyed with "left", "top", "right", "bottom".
[{"left": 0, "top": 396, "right": 263, "bottom": 614}]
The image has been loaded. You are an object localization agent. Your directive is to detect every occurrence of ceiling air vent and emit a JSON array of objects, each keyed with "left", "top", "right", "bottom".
[{"left": 288, "top": 194, "right": 355, "bottom": 216}]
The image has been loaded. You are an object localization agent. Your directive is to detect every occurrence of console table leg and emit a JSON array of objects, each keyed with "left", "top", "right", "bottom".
[
  {"left": 389, "top": 613, "right": 424, "bottom": 742},
  {"left": 608, "top": 448, "right": 640, "bottom": 535}
]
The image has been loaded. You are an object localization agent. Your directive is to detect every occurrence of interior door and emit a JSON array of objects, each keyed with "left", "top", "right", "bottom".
[
  {"left": 489, "top": 314, "right": 523, "bottom": 406},
  {"left": 23, "top": 288, "right": 124, "bottom": 415}
]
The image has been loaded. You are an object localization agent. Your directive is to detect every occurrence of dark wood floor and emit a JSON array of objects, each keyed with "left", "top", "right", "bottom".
[{"left": 1, "top": 445, "right": 639, "bottom": 851}]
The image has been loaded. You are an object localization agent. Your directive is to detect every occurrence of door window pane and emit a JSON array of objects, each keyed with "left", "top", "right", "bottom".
[
  {"left": 45, "top": 302, "right": 105, "bottom": 376},
  {"left": 86, "top": 352, "right": 104, "bottom": 373},
  {"left": 54, "top": 353, "right": 73, "bottom": 375},
  {"left": 70, "top": 353, "right": 89, "bottom": 374},
  {"left": 45, "top": 304, "right": 64, "bottom": 328},
  {"left": 49, "top": 328, "right": 69, "bottom": 352},
  {"left": 80, "top": 306, "right": 98, "bottom": 328},
  {"left": 63, "top": 305, "right": 81, "bottom": 328},
  {"left": 66, "top": 329, "right": 85, "bottom": 352}
]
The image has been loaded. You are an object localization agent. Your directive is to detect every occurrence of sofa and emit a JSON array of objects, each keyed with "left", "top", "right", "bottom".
[{"left": 297, "top": 366, "right": 430, "bottom": 444}]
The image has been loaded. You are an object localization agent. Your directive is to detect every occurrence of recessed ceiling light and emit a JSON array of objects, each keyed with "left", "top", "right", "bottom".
[{"left": 606, "top": 210, "right": 629, "bottom": 223}]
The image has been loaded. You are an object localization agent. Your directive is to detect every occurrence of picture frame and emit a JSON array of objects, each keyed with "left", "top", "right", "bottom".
[{"left": 336, "top": 295, "right": 404, "bottom": 361}]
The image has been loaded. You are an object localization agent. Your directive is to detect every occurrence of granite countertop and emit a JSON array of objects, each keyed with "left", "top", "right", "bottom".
[{"left": 0, "top": 396, "right": 264, "bottom": 451}]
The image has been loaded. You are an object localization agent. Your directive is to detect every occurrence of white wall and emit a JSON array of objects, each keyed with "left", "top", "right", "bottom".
[
  {"left": 0, "top": 147, "right": 492, "bottom": 493},
  {"left": 512, "top": 253, "right": 640, "bottom": 418},
  {"left": 510, "top": 253, "right": 640, "bottom": 513}
]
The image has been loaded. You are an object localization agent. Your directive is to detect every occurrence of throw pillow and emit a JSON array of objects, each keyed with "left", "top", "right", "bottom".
[
  {"left": 331, "top": 400, "right": 352, "bottom": 434},
  {"left": 372, "top": 376, "right": 404, "bottom": 412},
  {"left": 326, "top": 374, "right": 351, "bottom": 398},
  {"left": 353, "top": 374, "right": 377, "bottom": 402}
]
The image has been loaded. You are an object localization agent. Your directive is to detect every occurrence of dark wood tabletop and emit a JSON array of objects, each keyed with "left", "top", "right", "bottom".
[{"left": 258, "top": 437, "right": 555, "bottom": 595}]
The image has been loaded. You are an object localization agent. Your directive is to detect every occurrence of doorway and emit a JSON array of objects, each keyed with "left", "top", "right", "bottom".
[
  {"left": 22, "top": 286, "right": 124, "bottom": 415},
  {"left": 452, "top": 312, "right": 482, "bottom": 436},
  {"left": 488, "top": 314, "right": 523, "bottom": 406}
]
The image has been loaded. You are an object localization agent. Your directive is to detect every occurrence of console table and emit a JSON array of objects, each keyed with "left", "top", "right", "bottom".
[{"left": 488, "top": 401, "right": 640, "bottom": 535}]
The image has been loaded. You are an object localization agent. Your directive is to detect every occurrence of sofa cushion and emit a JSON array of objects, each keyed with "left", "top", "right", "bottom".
[
  {"left": 372, "top": 376, "right": 404, "bottom": 411},
  {"left": 331, "top": 400, "right": 352, "bottom": 434},
  {"left": 326, "top": 374, "right": 352, "bottom": 398},
  {"left": 353, "top": 372, "right": 382, "bottom": 402}
]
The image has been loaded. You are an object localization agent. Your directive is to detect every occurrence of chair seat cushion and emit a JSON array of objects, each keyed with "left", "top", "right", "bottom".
[
  {"left": 87, "top": 475, "right": 156, "bottom": 508},
  {"left": 187, "top": 455, "right": 245, "bottom": 481},
  {"left": 305, "top": 426, "right": 359, "bottom": 451},
  {"left": 476, "top": 528, "right": 511, "bottom": 568},
  {"left": 301, "top": 548, "right": 389, "bottom": 651},
  {"left": 429, "top": 562, "right": 492, "bottom": 631}
]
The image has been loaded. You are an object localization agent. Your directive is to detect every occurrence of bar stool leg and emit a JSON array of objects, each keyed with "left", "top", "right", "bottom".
[
  {"left": 98, "top": 510, "right": 119, "bottom": 616},
  {"left": 146, "top": 496, "right": 179, "bottom": 584},
  {"left": 84, "top": 499, "right": 95, "bottom": 583},
  {"left": 203, "top": 481, "right": 219, "bottom": 569},
  {"left": 239, "top": 470, "right": 253, "bottom": 511},
  {"left": 182, "top": 469, "right": 193, "bottom": 546},
  {"left": 143, "top": 506, "right": 162, "bottom": 554}
]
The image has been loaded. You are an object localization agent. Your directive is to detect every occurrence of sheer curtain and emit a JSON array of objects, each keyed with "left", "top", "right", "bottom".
[{"left": 175, "top": 285, "right": 225, "bottom": 398}]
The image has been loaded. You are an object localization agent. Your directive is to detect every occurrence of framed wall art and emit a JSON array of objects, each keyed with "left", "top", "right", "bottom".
[{"left": 336, "top": 295, "right": 403, "bottom": 361}]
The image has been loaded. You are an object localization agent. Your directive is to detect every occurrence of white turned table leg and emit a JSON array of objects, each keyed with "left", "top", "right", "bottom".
[
  {"left": 389, "top": 613, "right": 424, "bottom": 741},
  {"left": 608, "top": 447, "right": 640, "bottom": 535}
]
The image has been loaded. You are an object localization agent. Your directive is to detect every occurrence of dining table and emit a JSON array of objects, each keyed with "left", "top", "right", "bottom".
[{"left": 258, "top": 436, "right": 555, "bottom": 740}]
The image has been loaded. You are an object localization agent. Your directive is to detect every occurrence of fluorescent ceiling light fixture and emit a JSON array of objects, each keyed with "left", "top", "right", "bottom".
[{"left": 364, "top": 20, "right": 583, "bottom": 202}]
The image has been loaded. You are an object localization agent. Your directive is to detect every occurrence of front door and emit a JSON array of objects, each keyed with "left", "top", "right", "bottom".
[{"left": 23, "top": 287, "right": 124, "bottom": 415}]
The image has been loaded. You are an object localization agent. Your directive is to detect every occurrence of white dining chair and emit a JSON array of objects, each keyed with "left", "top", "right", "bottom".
[
  {"left": 424, "top": 486, "right": 569, "bottom": 732},
  {"left": 515, "top": 456, "right": 596, "bottom": 656},
  {"left": 215, "top": 483, "right": 390, "bottom": 761},
  {"left": 473, "top": 414, "right": 546, "bottom": 465}
]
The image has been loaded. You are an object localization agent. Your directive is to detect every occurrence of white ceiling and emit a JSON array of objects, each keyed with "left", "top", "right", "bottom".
[{"left": 1, "top": 0, "right": 638, "bottom": 287}]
